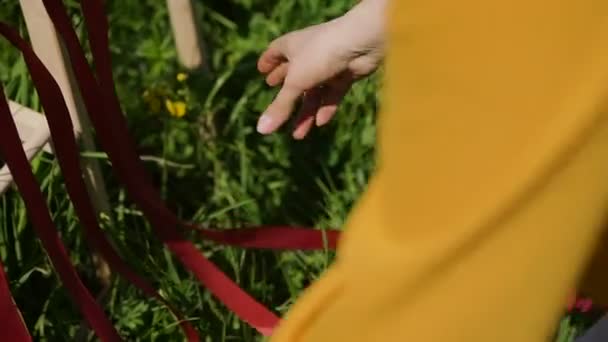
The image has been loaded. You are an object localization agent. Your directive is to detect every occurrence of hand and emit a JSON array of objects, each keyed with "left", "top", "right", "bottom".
[{"left": 256, "top": 0, "right": 386, "bottom": 139}]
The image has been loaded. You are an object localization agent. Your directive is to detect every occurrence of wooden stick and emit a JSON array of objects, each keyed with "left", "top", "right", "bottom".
[
  {"left": 18, "top": 0, "right": 113, "bottom": 297},
  {"left": 167, "top": 0, "right": 206, "bottom": 70},
  {"left": 18, "top": 2, "right": 115, "bottom": 338},
  {"left": 18, "top": 0, "right": 112, "bottom": 220}
]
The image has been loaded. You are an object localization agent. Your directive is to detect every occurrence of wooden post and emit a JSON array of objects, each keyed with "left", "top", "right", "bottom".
[
  {"left": 167, "top": 0, "right": 206, "bottom": 70},
  {"left": 18, "top": 0, "right": 112, "bottom": 287},
  {"left": 18, "top": 0, "right": 112, "bottom": 222}
]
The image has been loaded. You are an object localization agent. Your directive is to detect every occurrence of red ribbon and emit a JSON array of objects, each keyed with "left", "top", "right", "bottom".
[{"left": 0, "top": 259, "right": 31, "bottom": 341}]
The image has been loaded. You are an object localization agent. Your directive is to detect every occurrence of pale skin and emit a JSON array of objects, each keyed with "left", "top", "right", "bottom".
[{"left": 256, "top": 0, "right": 387, "bottom": 139}]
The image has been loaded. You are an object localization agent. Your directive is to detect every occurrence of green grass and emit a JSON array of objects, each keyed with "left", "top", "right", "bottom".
[{"left": 0, "top": 0, "right": 599, "bottom": 341}]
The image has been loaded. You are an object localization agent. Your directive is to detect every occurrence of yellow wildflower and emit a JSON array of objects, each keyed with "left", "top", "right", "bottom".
[
  {"left": 165, "top": 99, "right": 187, "bottom": 118},
  {"left": 176, "top": 73, "right": 188, "bottom": 82}
]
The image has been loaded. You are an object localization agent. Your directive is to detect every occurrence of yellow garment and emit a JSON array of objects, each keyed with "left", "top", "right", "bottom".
[{"left": 271, "top": 1, "right": 608, "bottom": 341}]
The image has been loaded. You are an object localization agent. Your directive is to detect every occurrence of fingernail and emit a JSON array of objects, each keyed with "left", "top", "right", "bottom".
[
  {"left": 316, "top": 114, "right": 330, "bottom": 127},
  {"left": 315, "top": 107, "right": 336, "bottom": 127},
  {"left": 315, "top": 117, "right": 326, "bottom": 127},
  {"left": 257, "top": 114, "right": 274, "bottom": 134}
]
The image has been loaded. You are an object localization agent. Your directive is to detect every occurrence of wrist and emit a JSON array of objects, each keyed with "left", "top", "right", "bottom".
[{"left": 337, "top": 0, "right": 387, "bottom": 57}]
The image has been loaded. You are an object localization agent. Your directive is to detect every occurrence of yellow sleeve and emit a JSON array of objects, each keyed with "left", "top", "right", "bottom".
[{"left": 271, "top": 1, "right": 608, "bottom": 341}]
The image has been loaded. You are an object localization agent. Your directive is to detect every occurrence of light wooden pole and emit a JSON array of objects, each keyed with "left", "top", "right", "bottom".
[
  {"left": 15, "top": 0, "right": 113, "bottom": 286},
  {"left": 18, "top": 0, "right": 113, "bottom": 220},
  {"left": 167, "top": 0, "right": 206, "bottom": 70}
]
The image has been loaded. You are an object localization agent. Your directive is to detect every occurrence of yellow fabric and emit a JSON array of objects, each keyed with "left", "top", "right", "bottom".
[{"left": 271, "top": 1, "right": 608, "bottom": 341}]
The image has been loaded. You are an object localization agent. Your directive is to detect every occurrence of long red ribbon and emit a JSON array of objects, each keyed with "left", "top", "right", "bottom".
[{"left": 0, "top": 259, "right": 31, "bottom": 342}]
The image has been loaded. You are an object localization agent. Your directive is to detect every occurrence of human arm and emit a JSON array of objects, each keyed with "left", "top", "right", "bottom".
[{"left": 256, "top": 0, "right": 387, "bottom": 139}]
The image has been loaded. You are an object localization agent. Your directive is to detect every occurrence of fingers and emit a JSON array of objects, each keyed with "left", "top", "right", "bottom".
[
  {"left": 266, "top": 63, "right": 289, "bottom": 86},
  {"left": 256, "top": 34, "right": 352, "bottom": 137},
  {"left": 292, "top": 88, "right": 322, "bottom": 140},
  {"left": 316, "top": 76, "right": 352, "bottom": 127},
  {"left": 292, "top": 115, "right": 316, "bottom": 140},
  {"left": 257, "top": 76, "right": 352, "bottom": 138},
  {"left": 257, "top": 38, "right": 287, "bottom": 74},
  {"left": 292, "top": 77, "right": 352, "bottom": 139},
  {"left": 257, "top": 37, "right": 298, "bottom": 135},
  {"left": 257, "top": 50, "right": 284, "bottom": 74},
  {"left": 315, "top": 104, "right": 339, "bottom": 127},
  {"left": 257, "top": 85, "right": 302, "bottom": 134},
  {"left": 260, "top": 38, "right": 288, "bottom": 87}
]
